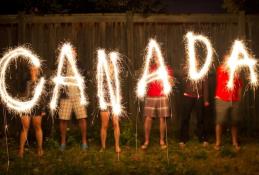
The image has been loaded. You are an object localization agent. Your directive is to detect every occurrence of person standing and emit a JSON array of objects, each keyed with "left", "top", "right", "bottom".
[
  {"left": 58, "top": 49, "right": 88, "bottom": 151},
  {"left": 141, "top": 55, "right": 174, "bottom": 150},
  {"left": 214, "top": 64, "right": 242, "bottom": 151},
  {"left": 99, "top": 62, "right": 121, "bottom": 153},
  {"left": 179, "top": 76, "right": 209, "bottom": 148},
  {"left": 19, "top": 66, "right": 45, "bottom": 157}
]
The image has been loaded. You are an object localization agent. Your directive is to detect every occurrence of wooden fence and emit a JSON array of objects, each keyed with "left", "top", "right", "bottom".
[{"left": 0, "top": 12, "right": 259, "bottom": 139}]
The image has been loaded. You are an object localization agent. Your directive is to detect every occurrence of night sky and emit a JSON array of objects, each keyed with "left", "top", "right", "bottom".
[
  {"left": 0, "top": 0, "right": 225, "bottom": 14},
  {"left": 164, "top": 0, "right": 225, "bottom": 13}
]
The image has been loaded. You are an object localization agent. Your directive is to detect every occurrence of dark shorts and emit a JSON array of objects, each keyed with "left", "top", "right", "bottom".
[
  {"left": 215, "top": 98, "right": 240, "bottom": 124},
  {"left": 144, "top": 96, "right": 170, "bottom": 118},
  {"left": 20, "top": 106, "right": 43, "bottom": 117}
]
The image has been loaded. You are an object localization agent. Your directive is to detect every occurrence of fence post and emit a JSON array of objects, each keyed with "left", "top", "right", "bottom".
[
  {"left": 126, "top": 11, "right": 134, "bottom": 116},
  {"left": 238, "top": 11, "right": 246, "bottom": 39}
]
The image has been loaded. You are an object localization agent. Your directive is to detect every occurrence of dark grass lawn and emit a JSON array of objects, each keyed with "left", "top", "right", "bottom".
[{"left": 1, "top": 137, "right": 259, "bottom": 175}]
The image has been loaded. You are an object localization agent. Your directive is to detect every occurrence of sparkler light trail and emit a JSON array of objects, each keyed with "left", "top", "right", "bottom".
[
  {"left": 0, "top": 47, "right": 45, "bottom": 113},
  {"left": 97, "top": 49, "right": 122, "bottom": 116},
  {"left": 226, "top": 40, "right": 258, "bottom": 90},
  {"left": 50, "top": 43, "right": 88, "bottom": 111},
  {"left": 136, "top": 39, "right": 171, "bottom": 99},
  {"left": 185, "top": 32, "right": 213, "bottom": 81}
]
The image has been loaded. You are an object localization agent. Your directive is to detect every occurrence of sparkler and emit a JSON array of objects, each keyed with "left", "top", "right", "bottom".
[
  {"left": 50, "top": 43, "right": 88, "bottom": 111},
  {"left": 185, "top": 32, "right": 213, "bottom": 81},
  {"left": 226, "top": 40, "right": 257, "bottom": 89},
  {"left": 136, "top": 39, "right": 171, "bottom": 99},
  {"left": 0, "top": 47, "right": 45, "bottom": 113},
  {"left": 97, "top": 49, "right": 122, "bottom": 116}
]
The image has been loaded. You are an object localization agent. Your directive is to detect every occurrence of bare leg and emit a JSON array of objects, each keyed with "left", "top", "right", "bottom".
[
  {"left": 215, "top": 124, "right": 222, "bottom": 150},
  {"left": 100, "top": 111, "right": 109, "bottom": 150},
  {"left": 19, "top": 116, "right": 30, "bottom": 158},
  {"left": 78, "top": 118, "right": 87, "bottom": 144},
  {"left": 142, "top": 116, "right": 152, "bottom": 146},
  {"left": 159, "top": 117, "right": 166, "bottom": 145},
  {"left": 60, "top": 120, "right": 68, "bottom": 145},
  {"left": 231, "top": 125, "right": 240, "bottom": 151},
  {"left": 32, "top": 116, "right": 43, "bottom": 156},
  {"left": 112, "top": 115, "right": 121, "bottom": 153}
]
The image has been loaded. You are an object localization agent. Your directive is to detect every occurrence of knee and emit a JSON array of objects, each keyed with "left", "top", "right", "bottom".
[
  {"left": 112, "top": 121, "right": 119, "bottom": 129},
  {"left": 101, "top": 123, "right": 109, "bottom": 130},
  {"left": 22, "top": 125, "right": 29, "bottom": 132},
  {"left": 33, "top": 123, "right": 42, "bottom": 131}
]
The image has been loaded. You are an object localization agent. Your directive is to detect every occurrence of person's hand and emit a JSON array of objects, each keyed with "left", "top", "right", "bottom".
[
  {"left": 204, "top": 102, "right": 209, "bottom": 107},
  {"left": 41, "top": 112, "right": 46, "bottom": 116}
]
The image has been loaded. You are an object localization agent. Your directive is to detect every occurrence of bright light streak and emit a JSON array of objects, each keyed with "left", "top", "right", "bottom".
[
  {"left": 0, "top": 47, "right": 45, "bottom": 113},
  {"left": 50, "top": 43, "right": 88, "bottom": 111},
  {"left": 97, "top": 49, "right": 122, "bottom": 116},
  {"left": 185, "top": 32, "right": 213, "bottom": 81},
  {"left": 136, "top": 39, "right": 171, "bottom": 99},
  {"left": 226, "top": 40, "right": 257, "bottom": 89}
]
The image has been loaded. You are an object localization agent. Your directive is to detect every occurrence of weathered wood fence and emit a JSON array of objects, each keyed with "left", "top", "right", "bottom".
[{"left": 0, "top": 12, "right": 259, "bottom": 139}]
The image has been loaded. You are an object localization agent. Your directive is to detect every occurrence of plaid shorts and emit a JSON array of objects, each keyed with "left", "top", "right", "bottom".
[
  {"left": 59, "top": 97, "right": 87, "bottom": 120},
  {"left": 144, "top": 96, "right": 170, "bottom": 117}
]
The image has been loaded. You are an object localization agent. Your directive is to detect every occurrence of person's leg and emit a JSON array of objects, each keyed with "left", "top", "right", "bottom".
[
  {"left": 215, "top": 123, "right": 223, "bottom": 150},
  {"left": 142, "top": 116, "right": 153, "bottom": 147},
  {"left": 231, "top": 102, "right": 240, "bottom": 151},
  {"left": 214, "top": 99, "right": 228, "bottom": 150},
  {"left": 78, "top": 118, "right": 87, "bottom": 145},
  {"left": 159, "top": 117, "right": 166, "bottom": 145},
  {"left": 19, "top": 116, "right": 30, "bottom": 157},
  {"left": 196, "top": 98, "right": 208, "bottom": 146},
  {"left": 32, "top": 116, "right": 43, "bottom": 156},
  {"left": 141, "top": 97, "right": 155, "bottom": 149},
  {"left": 112, "top": 115, "right": 121, "bottom": 153},
  {"left": 179, "top": 96, "right": 195, "bottom": 145},
  {"left": 231, "top": 125, "right": 239, "bottom": 148},
  {"left": 58, "top": 99, "right": 72, "bottom": 150},
  {"left": 100, "top": 111, "right": 109, "bottom": 150},
  {"left": 73, "top": 97, "right": 88, "bottom": 148},
  {"left": 60, "top": 120, "right": 68, "bottom": 145}
]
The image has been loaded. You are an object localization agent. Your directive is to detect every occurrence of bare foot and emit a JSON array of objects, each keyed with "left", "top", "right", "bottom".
[
  {"left": 99, "top": 147, "right": 106, "bottom": 152},
  {"left": 233, "top": 144, "right": 240, "bottom": 152},
  {"left": 18, "top": 149, "right": 24, "bottom": 158},
  {"left": 179, "top": 142, "right": 185, "bottom": 149},
  {"left": 37, "top": 148, "right": 44, "bottom": 157},
  {"left": 214, "top": 144, "right": 221, "bottom": 151},
  {"left": 141, "top": 142, "right": 149, "bottom": 150},
  {"left": 203, "top": 141, "right": 209, "bottom": 147},
  {"left": 115, "top": 146, "right": 121, "bottom": 153}
]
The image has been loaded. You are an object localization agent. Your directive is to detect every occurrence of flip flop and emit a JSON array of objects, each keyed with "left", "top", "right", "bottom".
[
  {"left": 233, "top": 144, "right": 240, "bottom": 152},
  {"left": 214, "top": 144, "right": 221, "bottom": 151},
  {"left": 160, "top": 144, "right": 168, "bottom": 150},
  {"left": 115, "top": 147, "right": 122, "bottom": 153},
  {"left": 141, "top": 143, "right": 149, "bottom": 150},
  {"left": 179, "top": 142, "right": 185, "bottom": 149}
]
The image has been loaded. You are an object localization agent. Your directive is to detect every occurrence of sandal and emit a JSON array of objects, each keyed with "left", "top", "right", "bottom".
[
  {"left": 160, "top": 144, "right": 168, "bottom": 150},
  {"left": 115, "top": 147, "right": 122, "bottom": 153},
  {"left": 179, "top": 142, "right": 185, "bottom": 149},
  {"left": 99, "top": 147, "right": 106, "bottom": 152},
  {"left": 141, "top": 143, "right": 149, "bottom": 150},
  {"left": 233, "top": 144, "right": 241, "bottom": 152},
  {"left": 214, "top": 144, "right": 221, "bottom": 151}
]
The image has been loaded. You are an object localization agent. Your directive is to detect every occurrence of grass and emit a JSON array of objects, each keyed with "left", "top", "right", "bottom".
[{"left": 1, "top": 137, "right": 259, "bottom": 175}]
